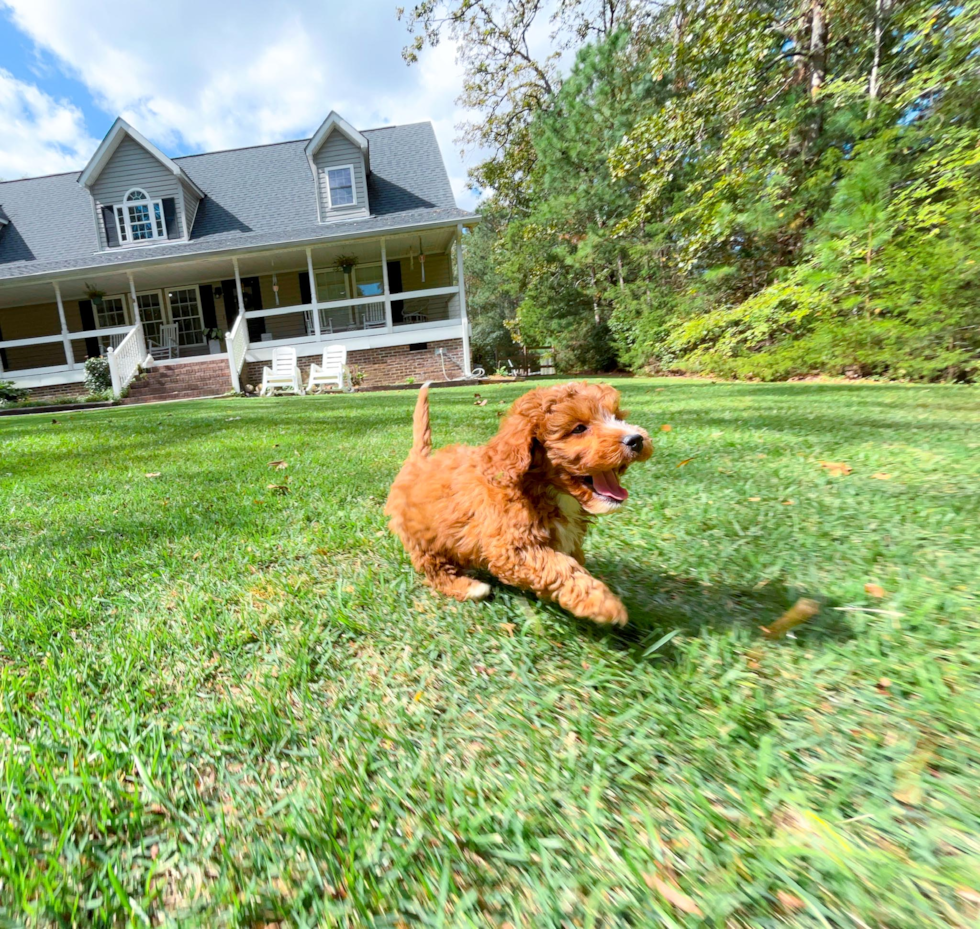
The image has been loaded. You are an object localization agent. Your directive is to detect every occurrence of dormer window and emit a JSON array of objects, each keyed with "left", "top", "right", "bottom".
[
  {"left": 114, "top": 189, "right": 166, "bottom": 244},
  {"left": 326, "top": 166, "right": 355, "bottom": 208}
]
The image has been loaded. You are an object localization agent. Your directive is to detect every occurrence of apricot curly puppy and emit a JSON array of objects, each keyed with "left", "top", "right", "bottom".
[{"left": 385, "top": 381, "right": 652, "bottom": 625}]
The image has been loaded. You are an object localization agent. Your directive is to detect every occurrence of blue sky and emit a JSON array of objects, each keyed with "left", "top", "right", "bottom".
[{"left": 0, "top": 0, "right": 542, "bottom": 209}]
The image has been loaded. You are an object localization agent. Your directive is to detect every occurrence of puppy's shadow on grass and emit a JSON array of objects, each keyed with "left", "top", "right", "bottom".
[{"left": 575, "top": 557, "right": 852, "bottom": 664}]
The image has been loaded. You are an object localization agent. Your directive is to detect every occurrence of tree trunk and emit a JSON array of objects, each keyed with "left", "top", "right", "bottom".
[
  {"left": 809, "top": 0, "right": 827, "bottom": 102},
  {"left": 805, "top": 0, "right": 828, "bottom": 154},
  {"left": 868, "top": 0, "right": 890, "bottom": 118},
  {"left": 671, "top": 1, "right": 688, "bottom": 92}
]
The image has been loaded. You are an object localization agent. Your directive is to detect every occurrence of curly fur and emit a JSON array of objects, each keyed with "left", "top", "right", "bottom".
[{"left": 385, "top": 381, "right": 652, "bottom": 625}]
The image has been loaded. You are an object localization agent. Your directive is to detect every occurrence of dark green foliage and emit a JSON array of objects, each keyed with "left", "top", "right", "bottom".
[
  {"left": 473, "top": 0, "right": 980, "bottom": 380},
  {"left": 0, "top": 379, "right": 28, "bottom": 405},
  {"left": 83, "top": 355, "right": 113, "bottom": 393}
]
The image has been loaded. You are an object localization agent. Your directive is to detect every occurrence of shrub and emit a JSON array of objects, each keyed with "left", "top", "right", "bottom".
[
  {"left": 83, "top": 356, "right": 113, "bottom": 393},
  {"left": 0, "top": 380, "right": 29, "bottom": 406}
]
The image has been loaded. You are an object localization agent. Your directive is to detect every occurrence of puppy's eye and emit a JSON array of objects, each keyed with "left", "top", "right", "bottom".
[{"left": 570, "top": 424, "right": 588, "bottom": 435}]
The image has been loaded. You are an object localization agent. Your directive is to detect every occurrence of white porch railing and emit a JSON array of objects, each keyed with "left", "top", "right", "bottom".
[
  {"left": 226, "top": 312, "right": 248, "bottom": 393},
  {"left": 106, "top": 324, "right": 146, "bottom": 396}
]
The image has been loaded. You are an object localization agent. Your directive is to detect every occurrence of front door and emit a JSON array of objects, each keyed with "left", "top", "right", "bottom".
[{"left": 135, "top": 288, "right": 206, "bottom": 351}]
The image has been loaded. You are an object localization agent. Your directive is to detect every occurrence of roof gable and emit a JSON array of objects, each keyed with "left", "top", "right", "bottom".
[
  {"left": 304, "top": 112, "right": 369, "bottom": 171},
  {"left": 79, "top": 117, "right": 204, "bottom": 198}
]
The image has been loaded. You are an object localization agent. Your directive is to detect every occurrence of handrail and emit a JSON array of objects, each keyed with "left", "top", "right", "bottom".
[
  {"left": 0, "top": 324, "right": 139, "bottom": 351},
  {"left": 106, "top": 325, "right": 143, "bottom": 397},
  {"left": 0, "top": 333, "right": 66, "bottom": 350},
  {"left": 240, "top": 286, "right": 460, "bottom": 320},
  {"left": 226, "top": 312, "right": 247, "bottom": 393}
]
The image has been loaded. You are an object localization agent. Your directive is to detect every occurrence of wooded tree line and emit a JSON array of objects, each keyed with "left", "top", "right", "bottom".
[{"left": 403, "top": 0, "right": 980, "bottom": 380}]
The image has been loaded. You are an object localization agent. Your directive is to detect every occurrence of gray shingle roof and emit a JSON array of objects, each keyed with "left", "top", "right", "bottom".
[{"left": 0, "top": 121, "right": 475, "bottom": 283}]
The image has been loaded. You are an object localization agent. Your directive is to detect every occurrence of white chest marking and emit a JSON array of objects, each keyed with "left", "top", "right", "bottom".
[{"left": 553, "top": 493, "right": 587, "bottom": 555}]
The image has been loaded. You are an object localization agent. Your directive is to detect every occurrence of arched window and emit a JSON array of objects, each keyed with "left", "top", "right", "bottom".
[{"left": 114, "top": 188, "right": 165, "bottom": 244}]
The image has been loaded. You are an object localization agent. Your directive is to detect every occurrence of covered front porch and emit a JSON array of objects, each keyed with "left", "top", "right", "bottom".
[{"left": 0, "top": 222, "right": 471, "bottom": 398}]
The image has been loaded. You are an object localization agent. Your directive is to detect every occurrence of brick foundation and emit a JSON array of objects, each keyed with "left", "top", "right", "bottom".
[
  {"left": 20, "top": 381, "right": 89, "bottom": 403},
  {"left": 242, "top": 338, "right": 465, "bottom": 391}
]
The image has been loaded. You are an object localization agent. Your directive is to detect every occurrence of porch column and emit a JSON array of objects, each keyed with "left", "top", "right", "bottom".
[
  {"left": 380, "top": 237, "right": 393, "bottom": 333},
  {"left": 53, "top": 282, "right": 74, "bottom": 370},
  {"left": 455, "top": 224, "right": 472, "bottom": 376},
  {"left": 233, "top": 257, "right": 246, "bottom": 337},
  {"left": 127, "top": 272, "right": 147, "bottom": 359},
  {"left": 306, "top": 247, "right": 321, "bottom": 340}
]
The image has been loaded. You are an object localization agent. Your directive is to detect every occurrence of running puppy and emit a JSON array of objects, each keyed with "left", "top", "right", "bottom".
[{"left": 385, "top": 381, "right": 652, "bottom": 625}]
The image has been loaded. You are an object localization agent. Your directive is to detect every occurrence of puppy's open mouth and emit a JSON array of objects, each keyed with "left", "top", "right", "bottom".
[{"left": 580, "top": 469, "right": 629, "bottom": 504}]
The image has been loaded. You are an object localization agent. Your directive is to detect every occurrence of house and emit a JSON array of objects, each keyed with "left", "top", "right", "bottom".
[{"left": 0, "top": 112, "right": 479, "bottom": 401}]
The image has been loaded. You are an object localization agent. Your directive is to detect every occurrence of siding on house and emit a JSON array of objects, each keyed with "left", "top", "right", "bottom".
[
  {"left": 397, "top": 252, "right": 452, "bottom": 292},
  {"left": 258, "top": 272, "right": 309, "bottom": 341},
  {"left": 180, "top": 178, "right": 202, "bottom": 237},
  {"left": 313, "top": 132, "right": 369, "bottom": 220},
  {"left": 90, "top": 137, "right": 185, "bottom": 249}
]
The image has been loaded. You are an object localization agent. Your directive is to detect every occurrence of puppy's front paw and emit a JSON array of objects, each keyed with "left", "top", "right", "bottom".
[
  {"left": 463, "top": 579, "right": 492, "bottom": 601},
  {"left": 572, "top": 586, "right": 628, "bottom": 626},
  {"left": 590, "top": 595, "right": 628, "bottom": 626}
]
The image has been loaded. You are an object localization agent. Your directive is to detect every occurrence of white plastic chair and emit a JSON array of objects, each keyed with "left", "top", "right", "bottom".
[
  {"left": 260, "top": 346, "right": 304, "bottom": 396},
  {"left": 307, "top": 345, "right": 349, "bottom": 393},
  {"left": 361, "top": 303, "right": 385, "bottom": 329},
  {"left": 148, "top": 323, "right": 179, "bottom": 360}
]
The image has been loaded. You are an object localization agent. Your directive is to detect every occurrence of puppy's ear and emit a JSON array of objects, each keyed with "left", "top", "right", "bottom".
[{"left": 484, "top": 391, "right": 543, "bottom": 484}]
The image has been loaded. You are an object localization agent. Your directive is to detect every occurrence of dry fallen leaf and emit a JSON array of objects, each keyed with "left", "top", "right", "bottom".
[
  {"left": 776, "top": 890, "right": 806, "bottom": 911},
  {"left": 877, "top": 677, "right": 892, "bottom": 691},
  {"left": 676, "top": 457, "right": 696, "bottom": 468},
  {"left": 782, "top": 499, "right": 795, "bottom": 506},
  {"left": 660, "top": 424, "right": 672, "bottom": 432},
  {"left": 145, "top": 472, "right": 161, "bottom": 478},
  {"left": 268, "top": 459, "right": 288, "bottom": 470},
  {"left": 872, "top": 472, "right": 892, "bottom": 480},
  {"left": 643, "top": 874, "right": 703, "bottom": 916},
  {"left": 748, "top": 496, "right": 761, "bottom": 502},
  {"left": 474, "top": 399, "right": 488, "bottom": 406},
  {"left": 865, "top": 583, "right": 886, "bottom": 598},
  {"left": 498, "top": 622, "right": 516, "bottom": 637},
  {"left": 267, "top": 483, "right": 289, "bottom": 495},
  {"left": 892, "top": 782, "right": 924, "bottom": 806},
  {"left": 819, "top": 460, "right": 853, "bottom": 477},
  {"left": 761, "top": 598, "right": 820, "bottom": 639}
]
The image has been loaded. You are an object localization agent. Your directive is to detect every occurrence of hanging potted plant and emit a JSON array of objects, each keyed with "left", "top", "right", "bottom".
[
  {"left": 84, "top": 283, "right": 106, "bottom": 310},
  {"left": 334, "top": 254, "right": 358, "bottom": 276}
]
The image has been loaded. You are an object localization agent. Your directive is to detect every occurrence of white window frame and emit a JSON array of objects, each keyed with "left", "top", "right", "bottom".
[
  {"left": 164, "top": 284, "right": 207, "bottom": 346},
  {"left": 93, "top": 293, "right": 132, "bottom": 328},
  {"left": 113, "top": 188, "right": 167, "bottom": 245},
  {"left": 324, "top": 164, "right": 356, "bottom": 209}
]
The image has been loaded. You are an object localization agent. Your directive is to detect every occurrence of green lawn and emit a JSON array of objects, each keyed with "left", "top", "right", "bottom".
[{"left": 1, "top": 379, "right": 978, "bottom": 927}]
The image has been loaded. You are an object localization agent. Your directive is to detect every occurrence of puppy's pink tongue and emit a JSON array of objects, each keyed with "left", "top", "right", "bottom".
[{"left": 593, "top": 471, "right": 628, "bottom": 501}]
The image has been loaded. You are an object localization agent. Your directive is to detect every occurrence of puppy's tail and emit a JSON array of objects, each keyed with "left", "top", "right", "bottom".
[{"left": 411, "top": 381, "right": 433, "bottom": 458}]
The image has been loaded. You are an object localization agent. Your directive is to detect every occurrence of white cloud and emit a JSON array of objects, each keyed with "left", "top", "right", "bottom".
[
  {"left": 1, "top": 0, "right": 487, "bottom": 207},
  {"left": 0, "top": 67, "right": 99, "bottom": 178}
]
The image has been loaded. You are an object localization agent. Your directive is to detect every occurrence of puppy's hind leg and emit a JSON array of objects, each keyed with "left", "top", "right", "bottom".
[{"left": 414, "top": 551, "right": 492, "bottom": 602}]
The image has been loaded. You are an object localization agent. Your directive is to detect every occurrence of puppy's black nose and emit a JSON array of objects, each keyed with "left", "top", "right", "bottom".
[{"left": 624, "top": 433, "right": 645, "bottom": 453}]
